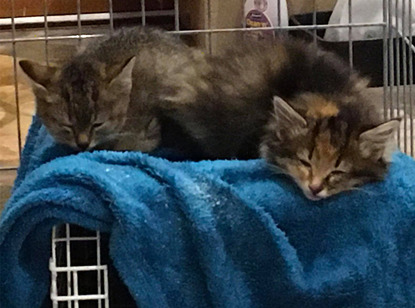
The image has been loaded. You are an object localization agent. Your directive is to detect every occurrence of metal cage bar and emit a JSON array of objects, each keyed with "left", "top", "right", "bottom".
[
  {"left": 312, "top": 0, "right": 317, "bottom": 44},
  {"left": 174, "top": 0, "right": 180, "bottom": 31},
  {"left": 0, "top": 22, "right": 389, "bottom": 44},
  {"left": 141, "top": 0, "right": 146, "bottom": 26},
  {"left": 43, "top": 0, "right": 49, "bottom": 65},
  {"left": 410, "top": 0, "right": 414, "bottom": 156},
  {"left": 348, "top": 0, "right": 353, "bottom": 68},
  {"left": 76, "top": 0, "right": 82, "bottom": 44},
  {"left": 108, "top": 0, "right": 114, "bottom": 32},
  {"left": 97, "top": 230, "right": 102, "bottom": 308},
  {"left": 9, "top": 0, "right": 23, "bottom": 159},
  {"left": 402, "top": 0, "right": 408, "bottom": 153},
  {"left": 66, "top": 224, "right": 72, "bottom": 307},
  {"left": 388, "top": 0, "right": 396, "bottom": 123},
  {"left": 395, "top": 0, "right": 401, "bottom": 146},
  {"left": 383, "top": 0, "right": 389, "bottom": 120}
]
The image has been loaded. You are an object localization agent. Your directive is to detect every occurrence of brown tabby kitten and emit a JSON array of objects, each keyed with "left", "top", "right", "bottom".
[
  {"left": 19, "top": 27, "right": 209, "bottom": 151},
  {"left": 160, "top": 39, "right": 400, "bottom": 200},
  {"left": 257, "top": 42, "right": 400, "bottom": 200},
  {"left": 260, "top": 95, "right": 399, "bottom": 201}
]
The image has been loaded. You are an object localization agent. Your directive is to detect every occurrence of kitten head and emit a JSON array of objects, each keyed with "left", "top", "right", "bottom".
[
  {"left": 260, "top": 96, "right": 400, "bottom": 201},
  {"left": 19, "top": 56, "right": 147, "bottom": 151}
]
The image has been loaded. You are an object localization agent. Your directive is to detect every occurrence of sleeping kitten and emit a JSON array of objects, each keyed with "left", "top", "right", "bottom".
[
  {"left": 160, "top": 38, "right": 399, "bottom": 200},
  {"left": 19, "top": 27, "right": 208, "bottom": 152},
  {"left": 260, "top": 95, "right": 399, "bottom": 201},
  {"left": 258, "top": 42, "right": 399, "bottom": 200}
]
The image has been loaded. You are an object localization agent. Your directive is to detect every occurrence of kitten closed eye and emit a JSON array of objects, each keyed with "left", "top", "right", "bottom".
[
  {"left": 92, "top": 122, "right": 105, "bottom": 128},
  {"left": 329, "top": 170, "right": 346, "bottom": 176},
  {"left": 60, "top": 126, "right": 73, "bottom": 138},
  {"left": 299, "top": 159, "right": 311, "bottom": 168}
]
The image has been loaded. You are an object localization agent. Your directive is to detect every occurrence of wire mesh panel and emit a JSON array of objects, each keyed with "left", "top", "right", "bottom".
[
  {"left": 386, "top": 0, "right": 415, "bottom": 155},
  {"left": 50, "top": 224, "right": 109, "bottom": 308}
]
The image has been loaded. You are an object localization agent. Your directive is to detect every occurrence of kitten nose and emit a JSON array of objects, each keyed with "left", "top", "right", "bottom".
[
  {"left": 76, "top": 133, "right": 90, "bottom": 150},
  {"left": 308, "top": 184, "right": 324, "bottom": 196},
  {"left": 76, "top": 141, "right": 90, "bottom": 150}
]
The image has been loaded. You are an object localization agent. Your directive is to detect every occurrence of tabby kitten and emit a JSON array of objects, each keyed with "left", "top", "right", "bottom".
[
  {"left": 19, "top": 27, "right": 208, "bottom": 152},
  {"left": 160, "top": 38, "right": 399, "bottom": 200},
  {"left": 258, "top": 42, "right": 399, "bottom": 200}
]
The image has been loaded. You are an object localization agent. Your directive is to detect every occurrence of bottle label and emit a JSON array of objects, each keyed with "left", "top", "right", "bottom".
[{"left": 244, "top": 0, "right": 288, "bottom": 40}]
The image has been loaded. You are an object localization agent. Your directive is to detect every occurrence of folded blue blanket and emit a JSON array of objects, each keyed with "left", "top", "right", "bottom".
[{"left": 1, "top": 116, "right": 415, "bottom": 308}]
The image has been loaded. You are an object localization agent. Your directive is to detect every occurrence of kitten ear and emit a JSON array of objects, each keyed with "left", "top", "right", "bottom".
[
  {"left": 358, "top": 119, "right": 400, "bottom": 161},
  {"left": 107, "top": 57, "right": 136, "bottom": 92},
  {"left": 19, "top": 60, "right": 58, "bottom": 98},
  {"left": 271, "top": 96, "right": 307, "bottom": 139}
]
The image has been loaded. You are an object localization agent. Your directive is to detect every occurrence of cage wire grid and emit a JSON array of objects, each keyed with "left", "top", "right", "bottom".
[
  {"left": 50, "top": 224, "right": 109, "bottom": 307},
  {"left": 0, "top": 0, "right": 414, "bottom": 307}
]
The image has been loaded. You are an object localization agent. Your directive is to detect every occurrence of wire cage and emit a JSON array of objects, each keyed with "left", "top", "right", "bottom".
[
  {"left": 0, "top": 0, "right": 414, "bottom": 307},
  {"left": 50, "top": 224, "right": 109, "bottom": 307}
]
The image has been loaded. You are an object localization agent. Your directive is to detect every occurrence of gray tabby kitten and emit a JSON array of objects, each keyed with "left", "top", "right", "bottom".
[{"left": 19, "top": 27, "right": 208, "bottom": 151}]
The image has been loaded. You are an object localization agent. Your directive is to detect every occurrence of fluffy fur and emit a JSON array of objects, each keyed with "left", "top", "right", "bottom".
[{"left": 160, "top": 40, "right": 289, "bottom": 159}]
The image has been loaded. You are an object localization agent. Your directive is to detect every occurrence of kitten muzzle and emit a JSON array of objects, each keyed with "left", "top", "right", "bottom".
[{"left": 76, "top": 133, "right": 90, "bottom": 150}]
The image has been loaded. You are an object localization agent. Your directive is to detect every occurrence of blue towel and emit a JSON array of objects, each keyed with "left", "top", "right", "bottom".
[{"left": 1, "top": 116, "right": 415, "bottom": 308}]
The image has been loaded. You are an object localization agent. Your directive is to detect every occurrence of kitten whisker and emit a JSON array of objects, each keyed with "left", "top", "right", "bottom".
[
  {"left": 267, "top": 164, "right": 289, "bottom": 176},
  {"left": 346, "top": 186, "right": 378, "bottom": 196},
  {"left": 97, "top": 132, "right": 141, "bottom": 144},
  {"left": 107, "top": 132, "right": 137, "bottom": 138}
]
